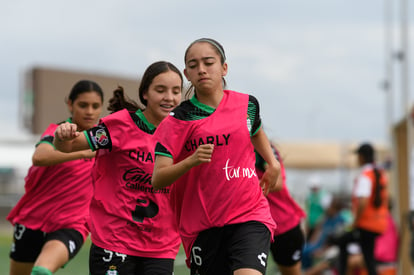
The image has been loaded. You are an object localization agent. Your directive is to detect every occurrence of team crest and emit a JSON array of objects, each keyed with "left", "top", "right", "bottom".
[
  {"left": 106, "top": 265, "right": 118, "bottom": 275},
  {"left": 95, "top": 128, "right": 109, "bottom": 146}
]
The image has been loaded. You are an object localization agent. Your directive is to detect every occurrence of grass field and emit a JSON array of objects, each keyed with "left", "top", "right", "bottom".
[{"left": 0, "top": 228, "right": 279, "bottom": 274}]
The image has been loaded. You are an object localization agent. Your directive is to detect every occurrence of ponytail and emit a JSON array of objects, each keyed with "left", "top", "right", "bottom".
[
  {"left": 372, "top": 167, "right": 384, "bottom": 208},
  {"left": 107, "top": 86, "right": 141, "bottom": 113}
]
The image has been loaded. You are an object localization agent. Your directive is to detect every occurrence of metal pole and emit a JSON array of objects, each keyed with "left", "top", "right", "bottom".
[
  {"left": 401, "top": 0, "right": 409, "bottom": 119},
  {"left": 384, "top": 0, "right": 393, "bottom": 143},
  {"left": 401, "top": 0, "right": 412, "bottom": 271}
]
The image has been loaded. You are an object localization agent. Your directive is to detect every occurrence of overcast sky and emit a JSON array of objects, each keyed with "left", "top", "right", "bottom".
[{"left": 1, "top": 0, "right": 413, "bottom": 145}]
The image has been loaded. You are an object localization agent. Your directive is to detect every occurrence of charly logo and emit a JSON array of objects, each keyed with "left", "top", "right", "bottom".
[
  {"left": 185, "top": 134, "right": 230, "bottom": 152},
  {"left": 106, "top": 265, "right": 118, "bottom": 275},
  {"left": 95, "top": 128, "right": 109, "bottom": 146}
]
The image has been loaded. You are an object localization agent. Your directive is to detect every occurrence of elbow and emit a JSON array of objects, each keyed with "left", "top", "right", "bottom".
[
  {"left": 151, "top": 175, "right": 161, "bottom": 190},
  {"left": 32, "top": 155, "right": 48, "bottom": 166},
  {"left": 151, "top": 182, "right": 162, "bottom": 191},
  {"left": 151, "top": 173, "right": 171, "bottom": 190}
]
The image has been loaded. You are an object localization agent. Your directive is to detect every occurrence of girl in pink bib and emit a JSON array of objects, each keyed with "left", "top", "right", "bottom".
[
  {"left": 7, "top": 80, "right": 104, "bottom": 275},
  {"left": 54, "top": 61, "right": 183, "bottom": 275},
  {"left": 152, "top": 38, "right": 282, "bottom": 275}
]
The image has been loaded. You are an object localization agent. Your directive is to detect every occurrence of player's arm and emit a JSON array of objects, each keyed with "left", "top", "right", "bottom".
[
  {"left": 32, "top": 142, "right": 95, "bottom": 166},
  {"left": 152, "top": 143, "right": 214, "bottom": 190},
  {"left": 53, "top": 122, "right": 91, "bottom": 153},
  {"left": 251, "top": 127, "right": 282, "bottom": 194},
  {"left": 248, "top": 95, "right": 282, "bottom": 194}
]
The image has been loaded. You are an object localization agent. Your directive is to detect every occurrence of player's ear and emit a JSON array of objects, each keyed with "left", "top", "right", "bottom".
[
  {"left": 183, "top": 69, "right": 190, "bottom": 81},
  {"left": 222, "top": 62, "right": 228, "bottom": 77},
  {"left": 68, "top": 100, "right": 73, "bottom": 114}
]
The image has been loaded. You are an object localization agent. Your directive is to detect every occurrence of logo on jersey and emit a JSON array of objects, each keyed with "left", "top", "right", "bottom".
[
  {"left": 131, "top": 198, "right": 159, "bottom": 223},
  {"left": 95, "top": 128, "right": 109, "bottom": 146},
  {"left": 185, "top": 134, "right": 231, "bottom": 152},
  {"left": 292, "top": 250, "right": 301, "bottom": 261},
  {"left": 257, "top": 252, "right": 267, "bottom": 267},
  {"left": 69, "top": 240, "right": 76, "bottom": 254},
  {"left": 106, "top": 265, "right": 118, "bottom": 275},
  {"left": 223, "top": 159, "right": 257, "bottom": 181}
]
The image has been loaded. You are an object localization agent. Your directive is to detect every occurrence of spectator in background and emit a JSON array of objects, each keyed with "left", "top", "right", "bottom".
[
  {"left": 303, "top": 208, "right": 398, "bottom": 275},
  {"left": 305, "top": 174, "right": 332, "bottom": 241},
  {"left": 335, "top": 142, "right": 389, "bottom": 275},
  {"left": 347, "top": 201, "right": 399, "bottom": 275},
  {"left": 302, "top": 196, "right": 350, "bottom": 272}
]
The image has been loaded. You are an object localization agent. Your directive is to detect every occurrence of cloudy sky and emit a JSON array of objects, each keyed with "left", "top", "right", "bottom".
[{"left": 1, "top": 0, "right": 413, "bottom": 144}]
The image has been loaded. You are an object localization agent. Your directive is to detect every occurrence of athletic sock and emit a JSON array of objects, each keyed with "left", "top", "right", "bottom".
[{"left": 31, "top": 266, "right": 53, "bottom": 275}]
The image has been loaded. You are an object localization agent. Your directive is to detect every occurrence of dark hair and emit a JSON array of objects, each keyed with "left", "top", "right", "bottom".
[
  {"left": 184, "top": 38, "right": 227, "bottom": 99},
  {"left": 68, "top": 80, "right": 104, "bottom": 103},
  {"left": 107, "top": 86, "right": 140, "bottom": 113},
  {"left": 107, "top": 61, "right": 183, "bottom": 113},
  {"left": 372, "top": 167, "right": 384, "bottom": 208},
  {"left": 184, "top": 38, "right": 226, "bottom": 65},
  {"left": 139, "top": 61, "right": 183, "bottom": 106},
  {"left": 356, "top": 143, "right": 375, "bottom": 163}
]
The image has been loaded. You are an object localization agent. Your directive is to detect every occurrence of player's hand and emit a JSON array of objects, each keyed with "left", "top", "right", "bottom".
[
  {"left": 260, "top": 162, "right": 281, "bottom": 195},
  {"left": 189, "top": 144, "right": 214, "bottom": 167},
  {"left": 54, "top": 122, "right": 80, "bottom": 141}
]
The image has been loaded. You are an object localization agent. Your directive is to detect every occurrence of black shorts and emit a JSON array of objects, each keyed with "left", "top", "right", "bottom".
[
  {"left": 9, "top": 223, "right": 84, "bottom": 262},
  {"left": 190, "top": 221, "right": 271, "bottom": 275},
  {"left": 89, "top": 243, "right": 174, "bottom": 275},
  {"left": 270, "top": 224, "right": 305, "bottom": 266}
]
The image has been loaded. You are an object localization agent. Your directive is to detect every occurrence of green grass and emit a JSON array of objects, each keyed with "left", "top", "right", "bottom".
[{"left": 1, "top": 228, "right": 278, "bottom": 274}]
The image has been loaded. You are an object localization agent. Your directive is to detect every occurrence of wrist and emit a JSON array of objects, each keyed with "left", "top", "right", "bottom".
[{"left": 54, "top": 135, "right": 63, "bottom": 142}]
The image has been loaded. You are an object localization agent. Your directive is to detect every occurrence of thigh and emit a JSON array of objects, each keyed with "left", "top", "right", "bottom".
[
  {"left": 271, "top": 224, "right": 305, "bottom": 266},
  {"left": 190, "top": 227, "right": 229, "bottom": 275},
  {"left": 34, "top": 240, "right": 69, "bottom": 273},
  {"left": 89, "top": 243, "right": 135, "bottom": 275},
  {"left": 45, "top": 228, "right": 84, "bottom": 260},
  {"left": 10, "top": 223, "right": 45, "bottom": 262},
  {"left": 227, "top": 221, "right": 271, "bottom": 274}
]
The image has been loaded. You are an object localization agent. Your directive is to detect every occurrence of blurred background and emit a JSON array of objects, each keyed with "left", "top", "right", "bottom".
[{"left": 0, "top": 0, "right": 413, "bottom": 274}]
